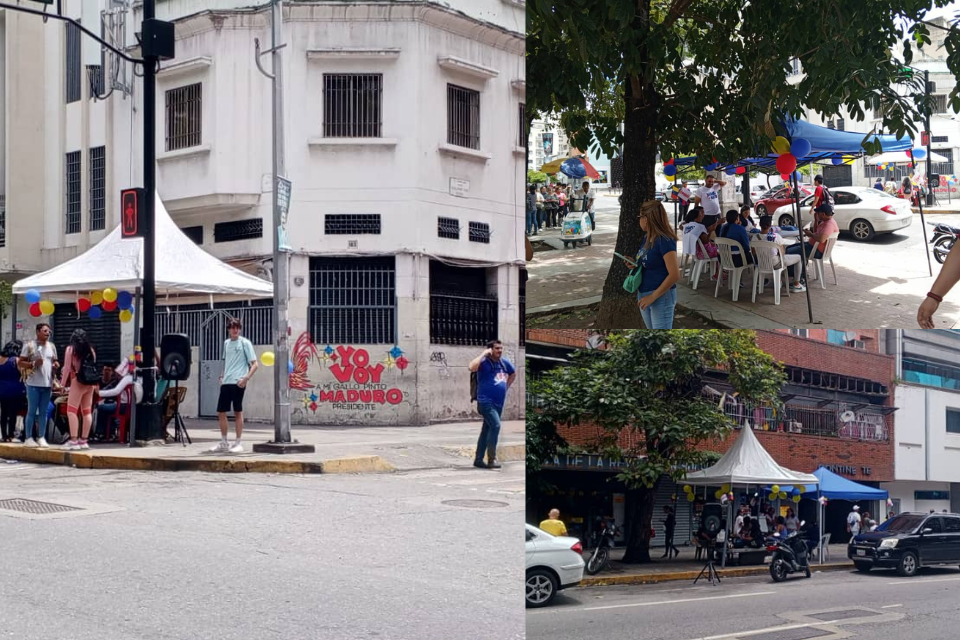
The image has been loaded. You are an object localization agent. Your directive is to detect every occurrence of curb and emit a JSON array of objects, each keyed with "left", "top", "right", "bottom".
[
  {"left": 441, "top": 443, "right": 525, "bottom": 462},
  {"left": 0, "top": 443, "right": 393, "bottom": 474},
  {"left": 579, "top": 562, "right": 855, "bottom": 586}
]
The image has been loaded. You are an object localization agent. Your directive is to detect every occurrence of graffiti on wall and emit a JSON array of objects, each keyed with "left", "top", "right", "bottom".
[{"left": 290, "top": 332, "right": 411, "bottom": 417}]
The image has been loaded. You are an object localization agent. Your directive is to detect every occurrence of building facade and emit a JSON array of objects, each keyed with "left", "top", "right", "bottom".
[
  {"left": 0, "top": 0, "right": 525, "bottom": 424},
  {"left": 526, "top": 329, "right": 896, "bottom": 546}
]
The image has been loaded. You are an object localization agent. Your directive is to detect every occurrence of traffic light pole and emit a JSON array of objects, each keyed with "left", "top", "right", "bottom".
[{"left": 926, "top": 69, "right": 934, "bottom": 207}]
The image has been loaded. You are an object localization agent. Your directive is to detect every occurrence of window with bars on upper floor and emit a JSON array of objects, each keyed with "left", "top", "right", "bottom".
[
  {"left": 519, "top": 103, "right": 526, "bottom": 148},
  {"left": 214, "top": 218, "right": 262, "bottom": 243},
  {"left": 323, "top": 74, "right": 383, "bottom": 138},
  {"left": 65, "top": 151, "right": 81, "bottom": 235},
  {"left": 0, "top": 195, "right": 6, "bottom": 248},
  {"left": 165, "top": 83, "right": 202, "bottom": 151},
  {"left": 66, "top": 23, "right": 81, "bottom": 103},
  {"left": 933, "top": 95, "right": 949, "bottom": 114},
  {"left": 469, "top": 221, "right": 491, "bottom": 244},
  {"left": 933, "top": 135, "right": 950, "bottom": 143},
  {"left": 308, "top": 257, "right": 396, "bottom": 345},
  {"left": 324, "top": 214, "right": 382, "bottom": 235},
  {"left": 429, "top": 261, "right": 497, "bottom": 346},
  {"left": 89, "top": 146, "right": 105, "bottom": 231},
  {"left": 438, "top": 217, "right": 460, "bottom": 240},
  {"left": 447, "top": 84, "right": 480, "bottom": 150}
]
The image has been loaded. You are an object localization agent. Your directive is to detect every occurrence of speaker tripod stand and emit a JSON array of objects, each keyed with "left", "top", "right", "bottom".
[
  {"left": 171, "top": 380, "right": 191, "bottom": 446},
  {"left": 694, "top": 544, "right": 721, "bottom": 586}
]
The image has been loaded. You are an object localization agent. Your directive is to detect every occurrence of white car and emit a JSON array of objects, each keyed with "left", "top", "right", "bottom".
[
  {"left": 525, "top": 524, "right": 584, "bottom": 608},
  {"left": 770, "top": 185, "right": 914, "bottom": 241},
  {"left": 736, "top": 184, "right": 767, "bottom": 206}
]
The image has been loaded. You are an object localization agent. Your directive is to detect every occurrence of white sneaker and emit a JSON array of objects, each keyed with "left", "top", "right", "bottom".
[
  {"left": 62, "top": 440, "right": 82, "bottom": 451},
  {"left": 228, "top": 442, "right": 243, "bottom": 454},
  {"left": 36, "top": 437, "right": 49, "bottom": 449},
  {"left": 208, "top": 440, "right": 230, "bottom": 453},
  {"left": 22, "top": 439, "right": 38, "bottom": 448},
  {"left": 790, "top": 283, "right": 807, "bottom": 292}
]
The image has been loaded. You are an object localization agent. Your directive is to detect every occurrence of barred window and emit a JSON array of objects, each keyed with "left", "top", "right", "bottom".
[
  {"left": 429, "top": 261, "right": 497, "bottom": 346},
  {"left": 519, "top": 269, "right": 526, "bottom": 347},
  {"left": 214, "top": 218, "right": 263, "bottom": 243},
  {"left": 324, "top": 214, "right": 381, "bottom": 235},
  {"left": 323, "top": 74, "right": 382, "bottom": 138},
  {"left": 447, "top": 84, "right": 480, "bottom": 150},
  {"left": 88, "top": 65, "right": 105, "bottom": 98},
  {"left": 933, "top": 95, "right": 949, "bottom": 114},
  {"left": 933, "top": 135, "right": 950, "bottom": 143},
  {"left": 0, "top": 195, "right": 6, "bottom": 248},
  {"left": 90, "top": 146, "right": 105, "bottom": 231},
  {"left": 438, "top": 217, "right": 460, "bottom": 240},
  {"left": 66, "top": 23, "right": 81, "bottom": 103},
  {"left": 165, "top": 83, "right": 202, "bottom": 151},
  {"left": 309, "top": 257, "right": 396, "bottom": 345},
  {"left": 469, "top": 221, "right": 491, "bottom": 244},
  {"left": 65, "top": 151, "right": 81, "bottom": 235},
  {"left": 519, "top": 103, "right": 526, "bottom": 148}
]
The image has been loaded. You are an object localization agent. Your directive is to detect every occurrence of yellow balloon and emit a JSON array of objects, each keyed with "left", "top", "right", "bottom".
[
  {"left": 103, "top": 287, "right": 118, "bottom": 303},
  {"left": 772, "top": 136, "right": 791, "bottom": 154},
  {"left": 91, "top": 291, "right": 103, "bottom": 305},
  {"left": 119, "top": 309, "right": 133, "bottom": 323},
  {"left": 779, "top": 491, "right": 787, "bottom": 499},
  {"left": 39, "top": 300, "right": 54, "bottom": 315},
  {"left": 261, "top": 351, "right": 276, "bottom": 366},
  {"left": 771, "top": 485, "right": 780, "bottom": 494},
  {"left": 683, "top": 485, "right": 692, "bottom": 494},
  {"left": 687, "top": 493, "right": 695, "bottom": 502},
  {"left": 666, "top": 173, "right": 675, "bottom": 182},
  {"left": 792, "top": 495, "right": 802, "bottom": 503}
]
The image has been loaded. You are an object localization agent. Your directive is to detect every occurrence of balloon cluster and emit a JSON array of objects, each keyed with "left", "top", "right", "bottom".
[
  {"left": 770, "top": 136, "right": 811, "bottom": 176},
  {"left": 713, "top": 483, "right": 732, "bottom": 500},
  {"left": 663, "top": 158, "right": 676, "bottom": 182},
  {"left": 682, "top": 483, "right": 695, "bottom": 502},
  {"left": 24, "top": 290, "right": 55, "bottom": 317},
  {"left": 73, "top": 288, "right": 136, "bottom": 322}
]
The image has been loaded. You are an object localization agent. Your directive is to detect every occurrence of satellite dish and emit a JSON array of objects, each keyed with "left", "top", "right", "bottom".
[
  {"left": 840, "top": 411, "right": 856, "bottom": 423},
  {"left": 843, "top": 331, "right": 858, "bottom": 341}
]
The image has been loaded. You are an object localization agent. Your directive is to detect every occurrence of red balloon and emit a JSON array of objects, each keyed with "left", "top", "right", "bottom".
[
  {"left": 665, "top": 158, "right": 675, "bottom": 165},
  {"left": 906, "top": 149, "right": 912, "bottom": 157},
  {"left": 102, "top": 299, "right": 117, "bottom": 312},
  {"left": 781, "top": 173, "right": 790, "bottom": 180},
  {"left": 776, "top": 153, "right": 797, "bottom": 175},
  {"left": 735, "top": 166, "right": 746, "bottom": 174},
  {"left": 77, "top": 298, "right": 91, "bottom": 312},
  {"left": 29, "top": 303, "right": 41, "bottom": 317}
]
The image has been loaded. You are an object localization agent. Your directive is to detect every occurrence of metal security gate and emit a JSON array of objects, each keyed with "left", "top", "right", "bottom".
[{"left": 199, "top": 311, "right": 232, "bottom": 417}]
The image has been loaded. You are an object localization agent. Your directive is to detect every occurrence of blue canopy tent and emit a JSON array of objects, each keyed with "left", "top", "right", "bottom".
[{"left": 668, "top": 117, "right": 928, "bottom": 323}]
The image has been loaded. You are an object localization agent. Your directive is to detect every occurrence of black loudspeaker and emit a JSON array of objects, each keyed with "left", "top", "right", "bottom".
[
  {"left": 701, "top": 503, "right": 724, "bottom": 534},
  {"left": 160, "top": 333, "right": 191, "bottom": 381}
]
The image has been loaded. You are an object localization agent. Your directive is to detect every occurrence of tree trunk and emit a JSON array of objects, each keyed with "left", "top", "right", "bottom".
[
  {"left": 595, "top": 5, "right": 660, "bottom": 329},
  {"left": 621, "top": 485, "right": 658, "bottom": 564},
  {"left": 743, "top": 172, "right": 751, "bottom": 207}
]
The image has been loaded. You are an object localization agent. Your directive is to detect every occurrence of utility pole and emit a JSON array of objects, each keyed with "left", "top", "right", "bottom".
[
  {"left": 141, "top": 0, "right": 158, "bottom": 407},
  {"left": 926, "top": 69, "right": 934, "bottom": 207},
  {"left": 254, "top": 0, "right": 314, "bottom": 454}
]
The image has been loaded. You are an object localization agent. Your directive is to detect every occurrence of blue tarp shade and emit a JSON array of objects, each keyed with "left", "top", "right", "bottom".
[
  {"left": 670, "top": 117, "right": 912, "bottom": 171},
  {"left": 802, "top": 466, "right": 888, "bottom": 500}
]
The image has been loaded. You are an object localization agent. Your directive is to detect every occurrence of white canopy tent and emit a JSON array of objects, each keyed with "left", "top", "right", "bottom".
[
  {"left": 684, "top": 425, "right": 820, "bottom": 568},
  {"left": 12, "top": 193, "right": 274, "bottom": 299},
  {"left": 868, "top": 150, "right": 948, "bottom": 165}
]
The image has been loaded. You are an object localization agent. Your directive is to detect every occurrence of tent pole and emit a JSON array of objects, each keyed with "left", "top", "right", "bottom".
[
  {"left": 791, "top": 168, "right": 815, "bottom": 323},
  {"left": 910, "top": 154, "right": 934, "bottom": 277},
  {"left": 129, "top": 286, "right": 142, "bottom": 446}
]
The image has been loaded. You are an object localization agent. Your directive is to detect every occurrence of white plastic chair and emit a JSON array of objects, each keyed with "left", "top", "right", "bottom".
[
  {"left": 749, "top": 239, "right": 791, "bottom": 305},
  {"left": 690, "top": 238, "right": 719, "bottom": 290},
  {"left": 713, "top": 237, "right": 754, "bottom": 302},
  {"left": 818, "top": 532, "right": 831, "bottom": 562},
  {"left": 808, "top": 232, "right": 839, "bottom": 288}
]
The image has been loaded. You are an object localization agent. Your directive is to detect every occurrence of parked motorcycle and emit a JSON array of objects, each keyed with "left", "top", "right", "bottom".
[
  {"left": 584, "top": 519, "right": 619, "bottom": 575},
  {"left": 928, "top": 221, "right": 960, "bottom": 265},
  {"left": 768, "top": 522, "right": 812, "bottom": 582}
]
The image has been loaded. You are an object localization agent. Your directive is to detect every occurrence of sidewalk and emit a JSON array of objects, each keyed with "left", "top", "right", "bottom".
[
  {"left": 0, "top": 418, "right": 525, "bottom": 474},
  {"left": 579, "top": 544, "right": 854, "bottom": 587}
]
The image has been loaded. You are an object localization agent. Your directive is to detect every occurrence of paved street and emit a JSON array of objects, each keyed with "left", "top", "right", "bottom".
[
  {"left": 527, "top": 565, "right": 960, "bottom": 640},
  {"left": 0, "top": 461, "right": 524, "bottom": 640},
  {"left": 528, "top": 193, "right": 960, "bottom": 328}
]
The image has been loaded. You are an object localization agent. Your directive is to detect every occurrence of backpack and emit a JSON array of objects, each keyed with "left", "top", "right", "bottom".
[
  {"left": 820, "top": 185, "right": 834, "bottom": 208},
  {"left": 470, "top": 371, "right": 478, "bottom": 402},
  {"left": 76, "top": 351, "right": 100, "bottom": 385}
]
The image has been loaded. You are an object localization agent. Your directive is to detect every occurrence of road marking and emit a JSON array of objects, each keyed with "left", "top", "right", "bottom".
[
  {"left": 881, "top": 603, "right": 903, "bottom": 608},
  {"left": 885, "top": 576, "right": 960, "bottom": 585},
  {"left": 690, "top": 618, "right": 848, "bottom": 640},
  {"left": 542, "top": 590, "right": 776, "bottom": 614}
]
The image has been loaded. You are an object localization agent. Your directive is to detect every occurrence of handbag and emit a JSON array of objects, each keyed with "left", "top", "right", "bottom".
[{"left": 622, "top": 263, "right": 644, "bottom": 293}]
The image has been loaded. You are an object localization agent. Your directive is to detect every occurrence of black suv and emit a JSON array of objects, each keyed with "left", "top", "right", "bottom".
[{"left": 848, "top": 512, "right": 960, "bottom": 576}]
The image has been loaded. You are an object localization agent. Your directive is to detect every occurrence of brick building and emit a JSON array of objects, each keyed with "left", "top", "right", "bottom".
[{"left": 526, "top": 329, "right": 897, "bottom": 546}]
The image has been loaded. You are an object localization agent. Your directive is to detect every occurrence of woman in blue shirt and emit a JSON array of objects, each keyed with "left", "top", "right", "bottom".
[
  {"left": 718, "top": 209, "right": 754, "bottom": 267},
  {"left": 630, "top": 201, "right": 681, "bottom": 329}
]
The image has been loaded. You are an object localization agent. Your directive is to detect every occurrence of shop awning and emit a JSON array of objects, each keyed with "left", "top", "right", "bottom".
[{"left": 801, "top": 467, "right": 888, "bottom": 500}]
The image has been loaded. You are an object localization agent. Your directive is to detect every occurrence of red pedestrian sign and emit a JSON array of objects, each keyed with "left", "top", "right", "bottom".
[
  {"left": 922, "top": 131, "right": 930, "bottom": 146},
  {"left": 121, "top": 188, "right": 144, "bottom": 238}
]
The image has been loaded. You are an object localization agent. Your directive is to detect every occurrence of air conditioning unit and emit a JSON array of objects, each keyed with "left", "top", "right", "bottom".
[
  {"left": 788, "top": 421, "right": 803, "bottom": 433},
  {"left": 847, "top": 339, "right": 865, "bottom": 350}
]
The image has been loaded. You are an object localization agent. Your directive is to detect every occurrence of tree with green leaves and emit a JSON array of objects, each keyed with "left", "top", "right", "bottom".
[
  {"left": 527, "top": 170, "right": 549, "bottom": 185},
  {"left": 527, "top": 330, "right": 785, "bottom": 563},
  {"left": 528, "top": 0, "right": 953, "bottom": 326}
]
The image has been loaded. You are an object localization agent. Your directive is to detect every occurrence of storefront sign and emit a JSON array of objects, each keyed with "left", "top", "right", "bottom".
[
  {"left": 822, "top": 464, "right": 871, "bottom": 477},
  {"left": 542, "top": 454, "right": 633, "bottom": 472}
]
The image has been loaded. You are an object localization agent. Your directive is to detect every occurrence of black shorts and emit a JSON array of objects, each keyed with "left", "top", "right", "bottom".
[
  {"left": 702, "top": 214, "right": 721, "bottom": 229},
  {"left": 217, "top": 384, "right": 246, "bottom": 413}
]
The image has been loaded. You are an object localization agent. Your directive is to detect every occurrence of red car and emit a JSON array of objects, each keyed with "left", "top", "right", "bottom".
[{"left": 754, "top": 184, "right": 815, "bottom": 225}]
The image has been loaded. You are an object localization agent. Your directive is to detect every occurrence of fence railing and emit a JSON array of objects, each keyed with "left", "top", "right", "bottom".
[
  {"left": 430, "top": 292, "right": 497, "bottom": 346},
  {"left": 719, "top": 398, "right": 888, "bottom": 441},
  {"left": 155, "top": 306, "right": 274, "bottom": 357}
]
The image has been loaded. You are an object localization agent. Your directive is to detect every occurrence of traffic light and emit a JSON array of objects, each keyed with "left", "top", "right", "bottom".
[
  {"left": 922, "top": 131, "right": 930, "bottom": 146},
  {"left": 120, "top": 188, "right": 144, "bottom": 238}
]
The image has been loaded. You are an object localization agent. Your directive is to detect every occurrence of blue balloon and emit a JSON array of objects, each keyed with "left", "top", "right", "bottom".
[
  {"left": 790, "top": 138, "right": 811, "bottom": 158},
  {"left": 793, "top": 171, "right": 802, "bottom": 181},
  {"left": 88, "top": 306, "right": 103, "bottom": 320},
  {"left": 913, "top": 148, "right": 927, "bottom": 159},
  {"left": 706, "top": 162, "right": 719, "bottom": 172},
  {"left": 725, "top": 166, "right": 736, "bottom": 176},
  {"left": 117, "top": 290, "right": 133, "bottom": 310},
  {"left": 25, "top": 289, "right": 40, "bottom": 304},
  {"left": 663, "top": 164, "right": 677, "bottom": 176},
  {"left": 288, "top": 361, "right": 295, "bottom": 374},
  {"left": 832, "top": 156, "right": 843, "bottom": 165}
]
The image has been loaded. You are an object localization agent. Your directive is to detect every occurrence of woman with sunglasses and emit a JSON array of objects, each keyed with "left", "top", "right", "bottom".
[{"left": 628, "top": 200, "right": 681, "bottom": 328}]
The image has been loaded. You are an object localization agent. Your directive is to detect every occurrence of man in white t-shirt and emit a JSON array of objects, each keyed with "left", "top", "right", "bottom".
[
  {"left": 847, "top": 505, "right": 862, "bottom": 540},
  {"left": 695, "top": 175, "right": 727, "bottom": 228},
  {"left": 578, "top": 181, "right": 596, "bottom": 230},
  {"left": 758, "top": 215, "right": 801, "bottom": 271}
]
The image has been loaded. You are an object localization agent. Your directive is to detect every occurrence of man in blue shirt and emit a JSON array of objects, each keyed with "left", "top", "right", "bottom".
[{"left": 468, "top": 340, "right": 516, "bottom": 469}]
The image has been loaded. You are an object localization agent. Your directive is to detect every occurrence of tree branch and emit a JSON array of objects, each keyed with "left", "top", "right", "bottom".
[{"left": 660, "top": 0, "right": 698, "bottom": 31}]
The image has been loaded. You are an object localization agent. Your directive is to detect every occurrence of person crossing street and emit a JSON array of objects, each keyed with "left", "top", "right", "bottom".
[{"left": 468, "top": 340, "right": 516, "bottom": 470}]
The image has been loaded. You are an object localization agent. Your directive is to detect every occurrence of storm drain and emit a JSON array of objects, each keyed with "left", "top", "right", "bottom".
[
  {"left": 805, "top": 609, "right": 882, "bottom": 623},
  {"left": 0, "top": 498, "right": 83, "bottom": 515},
  {"left": 441, "top": 499, "right": 509, "bottom": 509},
  {"left": 746, "top": 628, "right": 833, "bottom": 640}
]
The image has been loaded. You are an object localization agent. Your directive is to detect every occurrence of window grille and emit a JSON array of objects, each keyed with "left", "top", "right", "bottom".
[
  {"left": 933, "top": 135, "right": 950, "bottom": 143},
  {"left": 89, "top": 146, "right": 105, "bottom": 231},
  {"left": 429, "top": 262, "right": 497, "bottom": 346},
  {"left": 308, "top": 257, "right": 396, "bottom": 345},
  {"left": 181, "top": 225, "right": 204, "bottom": 244},
  {"left": 0, "top": 195, "right": 6, "bottom": 248},
  {"left": 447, "top": 84, "right": 480, "bottom": 150},
  {"left": 65, "top": 151, "right": 81, "bottom": 235},
  {"left": 835, "top": 118, "right": 845, "bottom": 131},
  {"left": 324, "top": 214, "right": 381, "bottom": 235},
  {"left": 65, "top": 23, "right": 81, "bottom": 103},
  {"left": 468, "top": 221, "right": 491, "bottom": 244},
  {"left": 214, "top": 218, "right": 263, "bottom": 243},
  {"left": 437, "top": 217, "right": 460, "bottom": 240},
  {"left": 88, "top": 65, "right": 105, "bottom": 98},
  {"left": 931, "top": 149, "right": 954, "bottom": 179},
  {"left": 519, "top": 103, "right": 526, "bottom": 148},
  {"left": 933, "top": 95, "right": 949, "bottom": 114},
  {"left": 519, "top": 269, "right": 526, "bottom": 347},
  {"left": 323, "top": 74, "right": 383, "bottom": 138},
  {"left": 155, "top": 305, "right": 274, "bottom": 354},
  {"left": 165, "top": 83, "right": 202, "bottom": 151},
  {"left": 827, "top": 120, "right": 834, "bottom": 130}
]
